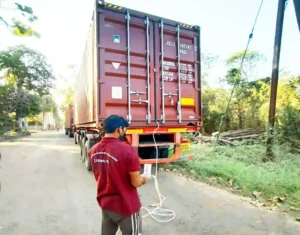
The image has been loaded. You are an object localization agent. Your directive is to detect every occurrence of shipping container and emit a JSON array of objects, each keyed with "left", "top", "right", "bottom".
[
  {"left": 73, "top": 1, "right": 202, "bottom": 171},
  {"left": 64, "top": 105, "right": 74, "bottom": 137}
]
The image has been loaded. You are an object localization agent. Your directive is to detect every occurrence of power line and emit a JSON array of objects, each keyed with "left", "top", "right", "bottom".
[{"left": 214, "top": 0, "right": 265, "bottom": 147}]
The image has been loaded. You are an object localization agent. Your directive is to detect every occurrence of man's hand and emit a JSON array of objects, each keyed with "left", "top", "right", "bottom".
[
  {"left": 141, "top": 175, "right": 149, "bottom": 185},
  {"left": 129, "top": 172, "right": 149, "bottom": 187}
]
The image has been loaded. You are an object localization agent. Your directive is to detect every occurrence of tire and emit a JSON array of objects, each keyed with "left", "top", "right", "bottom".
[
  {"left": 69, "top": 129, "right": 74, "bottom": 138},
  {"left": 84, "top": 139, "right": 92, "bottom": 171},
  {"left": 74, "top": 133, "right": 78, "bottom": 145},
  {"left": 80, "top": 137, "right": 85, "bottom": 162}
]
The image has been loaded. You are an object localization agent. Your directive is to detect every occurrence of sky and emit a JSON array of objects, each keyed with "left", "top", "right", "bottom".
[{"left": 0, "top": 0, "right": 299, "bottom": 106}]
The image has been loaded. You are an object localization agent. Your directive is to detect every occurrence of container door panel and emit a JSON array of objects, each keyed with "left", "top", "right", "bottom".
[
  {"left": 98, "top": 10, "right": 154, "bottom": 125},
  {"left": 154, "top": 21, "right": 200, "bottom": 125}
]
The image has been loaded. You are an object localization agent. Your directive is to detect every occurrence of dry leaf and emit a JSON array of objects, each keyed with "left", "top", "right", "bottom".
[
  {"left": 252, "top": 191, "right": 262, "bottom": 198},
  {"left": 172, "top": 169, "right": 177, "bottom": 172},
  {"left": 264, "top": 199, "right": 277, "bottom": 207},
  {"left": 279, "top": 197, "right": 286, "bottom": 202},
  {"left": 228, "top": 179, "right": 233, "bottom": 187}
]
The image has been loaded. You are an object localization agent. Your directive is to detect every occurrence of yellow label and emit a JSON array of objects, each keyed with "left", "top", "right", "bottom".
[
  {"left": 181, "top": 98, "right": 194, "bottom": 106},
  {"left": 168, "top": 128, "right": 187, "bottom": 133},
  {"left": 180, "top": 143, "right": 191, "bottom": 151},
  {"left": 126, "top": 129, "right": 144, "bottom": 134}
]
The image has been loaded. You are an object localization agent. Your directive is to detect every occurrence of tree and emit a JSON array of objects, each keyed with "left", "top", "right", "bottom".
[
  {"left": 201, "top": 53, "right": 219, "bottom": 86},
  {"left": 0, "top": 45, "right": 55, "bottom": 128},
  {"left": 215, "top": 51, "right": 268, "bottom": 130},
  {"left": 0, "top": 84, "right": 14, "bottom": 133},
  {"left": 0, "top": 83, "right": 43, "bottom": 130},
  {"left": 56, "top": 64, "right": 78, "bottom": 111},
  {"left": 27, "top": 93, "right": 42, "bottom": 117},
  {"left": 41, "top": 95, "right": 56, "bottom": 113},
  {"left": 41, "top": 95, "right": 57, "bottom": 130},
  {"left": 0, "top": 1, "right": 39, "bottom": 37},
  {"left": 225, "top": 50, "right": 266, "bottom": 82},
  {"left": 0, "top": 45, "right": 55, "bottom": 95}
]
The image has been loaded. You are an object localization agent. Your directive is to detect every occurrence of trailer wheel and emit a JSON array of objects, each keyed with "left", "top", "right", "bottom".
[
  {"left": 80, "top": 137, "right": 85, "bottom": 162},
  {"left": 84, "top": 140, "right": 92, "bottom": 171},
  {"left": 69, "top": 129, "right": 74, "bottom": 138},
  {"left": 74, "top": 133, "right": 78, "bottom": 145}
]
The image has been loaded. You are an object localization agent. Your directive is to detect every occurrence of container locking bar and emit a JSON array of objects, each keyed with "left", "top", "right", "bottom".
[
  {"left": 164, "top": 92, "right": 177, "bottom": 98},
  {"left": 125, "top": 11, "right": 132, "bottom": 123},
  {"left": 176, "top": 25, "right": 182, "bottom": 124},
  {"left": 130, "top": 90, "right": 146, "bottom": 95},
  {"left": 160, "top": 19, "right": 166, "bottom": 124},
  {"left": 145, "top": 16, "right": 151, "bottom": 124},
  {"left": 132, "top": 99, "right": 149, "bottom": 104}
]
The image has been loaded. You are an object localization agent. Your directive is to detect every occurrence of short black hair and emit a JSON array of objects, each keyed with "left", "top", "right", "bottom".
[{"left": 103, "top": 115, "right": 129, "bottom": 133}]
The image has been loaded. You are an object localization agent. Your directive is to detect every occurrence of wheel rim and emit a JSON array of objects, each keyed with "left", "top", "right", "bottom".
[
  {"left": 80, "top": 139, "right": 85, "bottom": 162},
  {"left": 84, "top": 146, "right": 90, "bottom": 169},
  {"left": 84, "top": 146, "right": 87, "bottom": 165}
]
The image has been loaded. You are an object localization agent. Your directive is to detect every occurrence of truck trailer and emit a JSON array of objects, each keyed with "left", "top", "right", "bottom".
[
  {"left": 64, "top": 105, "right": 74, "bottom": 138},
  {"left": 73, "top": 0, "right": 202, "bottom": 171}
]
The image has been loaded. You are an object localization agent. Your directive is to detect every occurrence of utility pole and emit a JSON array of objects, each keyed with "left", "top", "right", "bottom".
[{"left": 265, "top": 0, "right": 288, "bottom": 161}]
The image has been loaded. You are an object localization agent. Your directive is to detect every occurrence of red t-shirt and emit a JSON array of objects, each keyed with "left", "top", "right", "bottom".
[{"left": 88, "top": 137, "right": 141, "bottom": 215}]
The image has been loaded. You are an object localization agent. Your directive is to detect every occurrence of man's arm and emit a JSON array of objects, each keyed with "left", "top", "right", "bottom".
[
  {"left": 127, "top": 147, "right": 148, "bottom": 188},
  {"left": 129, "top": 171, "right": 147, "bottom": 188}
]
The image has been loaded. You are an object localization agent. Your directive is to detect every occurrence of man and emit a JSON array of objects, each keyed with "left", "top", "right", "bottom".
[{"left": 88, "top": 115, "right": 148, "bottom": 235}]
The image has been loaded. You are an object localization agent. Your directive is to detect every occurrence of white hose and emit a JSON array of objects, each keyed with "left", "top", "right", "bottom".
[{"left": 140, "top": 121, "right": 176, "bottom": 223}]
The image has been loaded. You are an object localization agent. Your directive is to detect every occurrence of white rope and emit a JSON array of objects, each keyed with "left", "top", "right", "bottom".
[{"left": 140, "top": 121, "right": 176, "bottom": 223}]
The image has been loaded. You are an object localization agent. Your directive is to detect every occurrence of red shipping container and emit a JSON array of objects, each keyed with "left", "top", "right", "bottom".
[{"left": 74, "top": 1, "right": 202, "bottom": 129}]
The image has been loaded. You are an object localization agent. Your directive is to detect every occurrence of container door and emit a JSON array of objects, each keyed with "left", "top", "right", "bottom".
[
  {"left": 99, "top": 10, "right": 155, "bottom": 125},
  {"left": 154, "top": 21, "right": 200, "bottom": 125}
]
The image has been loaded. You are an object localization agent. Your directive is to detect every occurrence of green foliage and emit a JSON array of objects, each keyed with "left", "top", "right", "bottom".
[
  {"left": 201, "top": 53, "right": 219, "bottom": 85},
  {"left": 41, "top": 95, "right": 56, "bottom": 113},
  {"left": 57, "top": 64, "right": 78, "bottom": 111},
  {"left": 64, "top": 86, "right": 74, "bottom": 106},
  {"left": 0, "top": 45, "right": 55, "bottom": 95},
  {"left": 27, "top": 93, "right": 42, "bottom": 117},
  {"left": 172, "top": 144, "right": 300, "bottom": 217},
  {"left": 202, "top": 87, "right": 230, "bottom": 133},
  {"left": 203, "top": 76, "right": 299, "bottom": 136},
  {"left": 203, "top": 50, "right": 298, "bottom": 140},
  {"left": 0, "top": 84, "right": 42, "bottom": 119},
  {"left": 0, "top": 2, "right": 39, "bottom": 38},
  {"left": 11, "top": 19, "right": 40, "bottom": 38},
  {"left": 0, "top": 85, "right": 14, "bottom": 134},
  {"left": 226, "top": 50, "right": 266, "bottom": 80}
]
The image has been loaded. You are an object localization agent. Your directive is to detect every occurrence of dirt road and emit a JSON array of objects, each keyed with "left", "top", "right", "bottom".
[{"left": 1, "top": 131, "right": 300, "bottom": 235}]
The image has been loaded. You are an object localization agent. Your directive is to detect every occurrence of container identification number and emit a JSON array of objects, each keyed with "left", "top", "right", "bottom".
[{"left": 166, "top": 41, "right": 192, "bottom": 54}]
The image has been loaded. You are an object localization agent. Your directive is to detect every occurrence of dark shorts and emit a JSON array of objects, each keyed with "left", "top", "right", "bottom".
[{"left": 101, "top": 210, "right": 142, "bottom": 235}]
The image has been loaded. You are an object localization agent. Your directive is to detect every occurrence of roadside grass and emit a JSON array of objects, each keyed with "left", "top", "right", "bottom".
[{"left": 169, "top": 141, "right": 300, "bottom": 219}]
